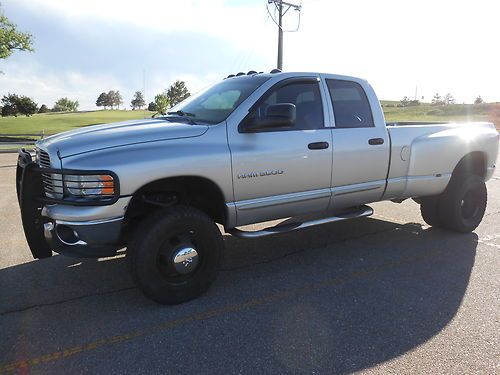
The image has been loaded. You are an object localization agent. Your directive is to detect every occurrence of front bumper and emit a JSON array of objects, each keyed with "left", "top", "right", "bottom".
[
  {"left": 43, "top": 217, "right": 123, "bottom": 258},
  {"left": 16, "top": 150, "right": 124, "bottom": 259}
]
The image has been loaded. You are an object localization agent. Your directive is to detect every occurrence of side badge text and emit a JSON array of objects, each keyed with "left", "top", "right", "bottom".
[{"left": 237, "top": 170, "right": 284, "bottom": 179}]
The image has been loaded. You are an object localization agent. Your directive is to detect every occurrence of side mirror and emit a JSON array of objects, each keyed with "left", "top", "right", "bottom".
[{"left": 244, "top": 103, "right": 296, "bottom": 132}]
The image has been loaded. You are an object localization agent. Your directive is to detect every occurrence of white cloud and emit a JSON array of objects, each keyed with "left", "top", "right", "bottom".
[
  {"left": 1, "top": 0, "right": 277, "bottom": 109},
  {"left": 0, "top": 58, "right": 223, "bottom": 110},
  {"left": 0, "top": 58, "right": 123, "bottom": 108},
  {"left": 12, "top": 0, "right": 273, "bottom": 50},
  {"left": 3, "top": 0, "right": 500, "bottom": 105}
]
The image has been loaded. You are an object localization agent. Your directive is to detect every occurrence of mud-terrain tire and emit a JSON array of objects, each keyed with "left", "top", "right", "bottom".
[{"left": 127, "top": 206, "right": 224, "bottom": 304}]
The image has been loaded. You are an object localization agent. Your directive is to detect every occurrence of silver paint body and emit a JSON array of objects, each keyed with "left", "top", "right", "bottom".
[{"left": 37, "top": 72, "right": 499, "bottom": 234}]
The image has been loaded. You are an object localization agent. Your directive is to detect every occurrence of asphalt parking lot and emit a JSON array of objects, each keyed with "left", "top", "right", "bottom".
[{"left": 0, "top": 153, "right": 499, "bottom": 374}]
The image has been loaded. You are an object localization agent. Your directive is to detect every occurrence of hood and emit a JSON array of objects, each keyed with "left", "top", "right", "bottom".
[{"left": 39, "top": 118, "right": 209, "bottom": 158}]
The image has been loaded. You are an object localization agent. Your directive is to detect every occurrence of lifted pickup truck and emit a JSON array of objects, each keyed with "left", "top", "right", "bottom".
[{"left": 17, "top": 71, "right": 499, "bottom": 304}]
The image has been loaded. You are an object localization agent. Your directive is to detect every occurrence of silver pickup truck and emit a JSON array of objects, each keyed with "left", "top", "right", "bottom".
[{"left": 16, "top": 71, "right": 499, "bottom": 304}]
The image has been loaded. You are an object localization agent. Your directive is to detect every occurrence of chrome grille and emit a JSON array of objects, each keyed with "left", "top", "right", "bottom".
[{"left": 36, "top": 147, "right": 63, "bottom": 199}]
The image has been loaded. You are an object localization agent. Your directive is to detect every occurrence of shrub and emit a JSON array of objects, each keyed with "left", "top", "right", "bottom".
[
  {"left": 53, "top": 97, "right": 79, "bottom": 112},
  {"left": 148, "top": 102, "right": 158, "bottom": 112}
]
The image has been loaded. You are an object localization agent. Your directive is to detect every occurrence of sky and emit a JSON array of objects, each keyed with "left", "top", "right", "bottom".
[{"left": 1, "top": 0, "right": 499, "bottom": 110}]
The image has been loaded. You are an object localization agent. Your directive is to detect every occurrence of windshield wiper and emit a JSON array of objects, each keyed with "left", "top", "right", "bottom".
[
  {"left": 167, "top": 110, "right": 196, "bottom": 117},
  {"left": 164, "top": 110, "right": 198, "bottom": 124}
]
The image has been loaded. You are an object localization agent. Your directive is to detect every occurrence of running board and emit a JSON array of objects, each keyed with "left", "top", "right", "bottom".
[{"left": 228, "top": 205, "right": 373, "bottom": 239}]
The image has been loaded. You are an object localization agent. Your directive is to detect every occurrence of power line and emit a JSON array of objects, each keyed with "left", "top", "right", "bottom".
[
  {"left": 266, "top": 0, "right": 302, "bottom": 70},
  {"left": 266, "top": 1, "right": 301, "bottom": 32}
]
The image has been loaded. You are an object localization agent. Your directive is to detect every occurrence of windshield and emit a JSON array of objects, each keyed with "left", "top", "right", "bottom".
[{"left": 166, "top": 75, "right": 270, "bottom": 124}]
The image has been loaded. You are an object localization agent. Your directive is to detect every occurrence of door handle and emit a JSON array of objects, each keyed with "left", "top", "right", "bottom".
[
  {"left": 308, "top": 142, "right": 329, "bottom": 150},
  {"left": 368, "top": 138, "right": 384, "bottom": 145}
]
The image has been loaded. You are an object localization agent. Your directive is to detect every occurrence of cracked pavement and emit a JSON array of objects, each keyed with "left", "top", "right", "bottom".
[{"left": 0, "top": 153, "right": 499, "bottom": 374}]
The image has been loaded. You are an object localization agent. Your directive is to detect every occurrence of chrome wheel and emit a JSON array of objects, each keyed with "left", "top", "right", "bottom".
[
  {"left": 156, "top": 231, "right": 202, "bottom": 282},
  {"left": 172, "top": 247, "right": 199, "bottom": 274}
]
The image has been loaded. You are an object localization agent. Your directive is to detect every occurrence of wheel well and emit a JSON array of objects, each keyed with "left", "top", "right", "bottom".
[
  {"left": 124, "top": 176, "right": 227, "bottom": 232},
  {"left": 452, "top": 152, "right": 487, "bottom": 180}
]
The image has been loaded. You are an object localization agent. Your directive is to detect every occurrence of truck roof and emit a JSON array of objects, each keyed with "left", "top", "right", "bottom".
[{"left": 224, "top": 70, "right": 368, "bottom": 84}]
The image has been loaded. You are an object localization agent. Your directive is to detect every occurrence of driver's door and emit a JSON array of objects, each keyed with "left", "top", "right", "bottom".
[{"left": 227, "top": 77, "right": 333, "bottom": 226}]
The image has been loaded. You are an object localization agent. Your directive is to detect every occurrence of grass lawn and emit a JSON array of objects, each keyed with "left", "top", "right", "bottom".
[
  {"left": 383, "top": 103, "right": 500, "bottom": 128},
  {"left": 0, "top": 110, "right": 154, "bottom": 136},
  {"left": 0, "top": 105, "right": 498, "bottom": 138}
]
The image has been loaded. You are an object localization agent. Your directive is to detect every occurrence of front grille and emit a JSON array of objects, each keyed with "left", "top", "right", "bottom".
[
  {"left": 36, "top": 147, "right": 63, "bottom": 199},
  {"left": 38, "top": 149, "right": 51, "bottom": 168}
]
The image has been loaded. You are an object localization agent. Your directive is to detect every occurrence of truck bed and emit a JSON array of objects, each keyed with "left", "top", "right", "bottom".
[
  {"left": 386, "top": 121, "right": 451, "bottom": 126},
  {"left": 382, "top": 121, "right": 499, "bottom": 201}
]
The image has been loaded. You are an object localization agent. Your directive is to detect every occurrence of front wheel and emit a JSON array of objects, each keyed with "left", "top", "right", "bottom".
[{"left": 127, "top": 206, "right": 224, "bottom": 304}]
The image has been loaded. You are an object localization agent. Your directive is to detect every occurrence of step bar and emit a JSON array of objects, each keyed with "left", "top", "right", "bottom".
[{"left": 228, "top": 205, "right": 373, "bottom": 239}]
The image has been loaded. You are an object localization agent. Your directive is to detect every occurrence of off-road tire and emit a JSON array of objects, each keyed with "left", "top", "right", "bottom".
[{"left": 127, "top": 206, "right": 224, "bottom": 304}]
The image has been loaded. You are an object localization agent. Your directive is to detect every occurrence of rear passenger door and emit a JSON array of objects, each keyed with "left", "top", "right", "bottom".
[{"left": 321, "top": 76, "right": 390, "bottom": 210}]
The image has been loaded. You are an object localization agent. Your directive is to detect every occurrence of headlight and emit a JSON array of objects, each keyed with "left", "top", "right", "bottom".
[{"left": 63, "top": 174, "right": 115, "bottom": 197}]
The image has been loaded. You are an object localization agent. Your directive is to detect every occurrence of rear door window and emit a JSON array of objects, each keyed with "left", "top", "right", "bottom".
[{"left": 326, "top": 79, "right": 374, "bottom": 128}]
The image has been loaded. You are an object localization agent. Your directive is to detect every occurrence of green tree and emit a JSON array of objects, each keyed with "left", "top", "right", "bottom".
[
  {"left": 113, "top": 91, "right": 123, "bottom": 109},
  {"left": 96, "top": 92, "right": 109, "bottom": 109},
  {"left": 474, "top": 95, "right": 484, "bottom": 105},
  {"left": 107, "top": 90, "right": 115, "bottom": 109},
  {"left": 443, "top": 93, "right": 455, "bottom": 105},
  {"left": 53, "top": 97, "right": 79, "bottom": 112},
  {"left": 166, "top": 80, "right": 190, "bottom": 107},
  {"left": 431, "top": 93, "right": 443, "bottom": 106},
  {"left": 1, "top": 105, "right": 12, "bottom": 117},
  {"left": 154, "top": 93, "right": 169, "bottom": 114},
  {"left": 106, "top": 90, "right": 122, "bottom": 109},
  {"left": 130, "top": 91, "right": 145, "bottom": 110},
  {"left": 147, "top": 101, "right": 158, "bottom": 112},
  {"left": 17, "top": 95, "right": 37, "bottom": 116},
  {"left": 105, "top": 90, "right": 115, "bottom": 109},
  {"left": 400, "top": 96, "right": 410, "bottom": 107},
  {"left": 1, "top": 93, "right": 19, "bottom": 116},
  {"left": 0, "top": 5, "right": 33, "bottom": 62},
  {"left": 1, "top": 93, "right": 37, "bottom": 116},
  {"left": 38, "top": 104, "right": 49, "bottom": 113}
]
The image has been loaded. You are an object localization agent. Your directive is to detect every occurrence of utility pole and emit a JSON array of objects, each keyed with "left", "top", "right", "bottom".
[
  {"left": 143, "top": 68, "right": 146, "bottom": 109},
  {"left": 268, "top": 0, "right": 302, "bottom": 70},
  {"left": 277, "top": 1, "right": 283, "bottom": 70}
]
